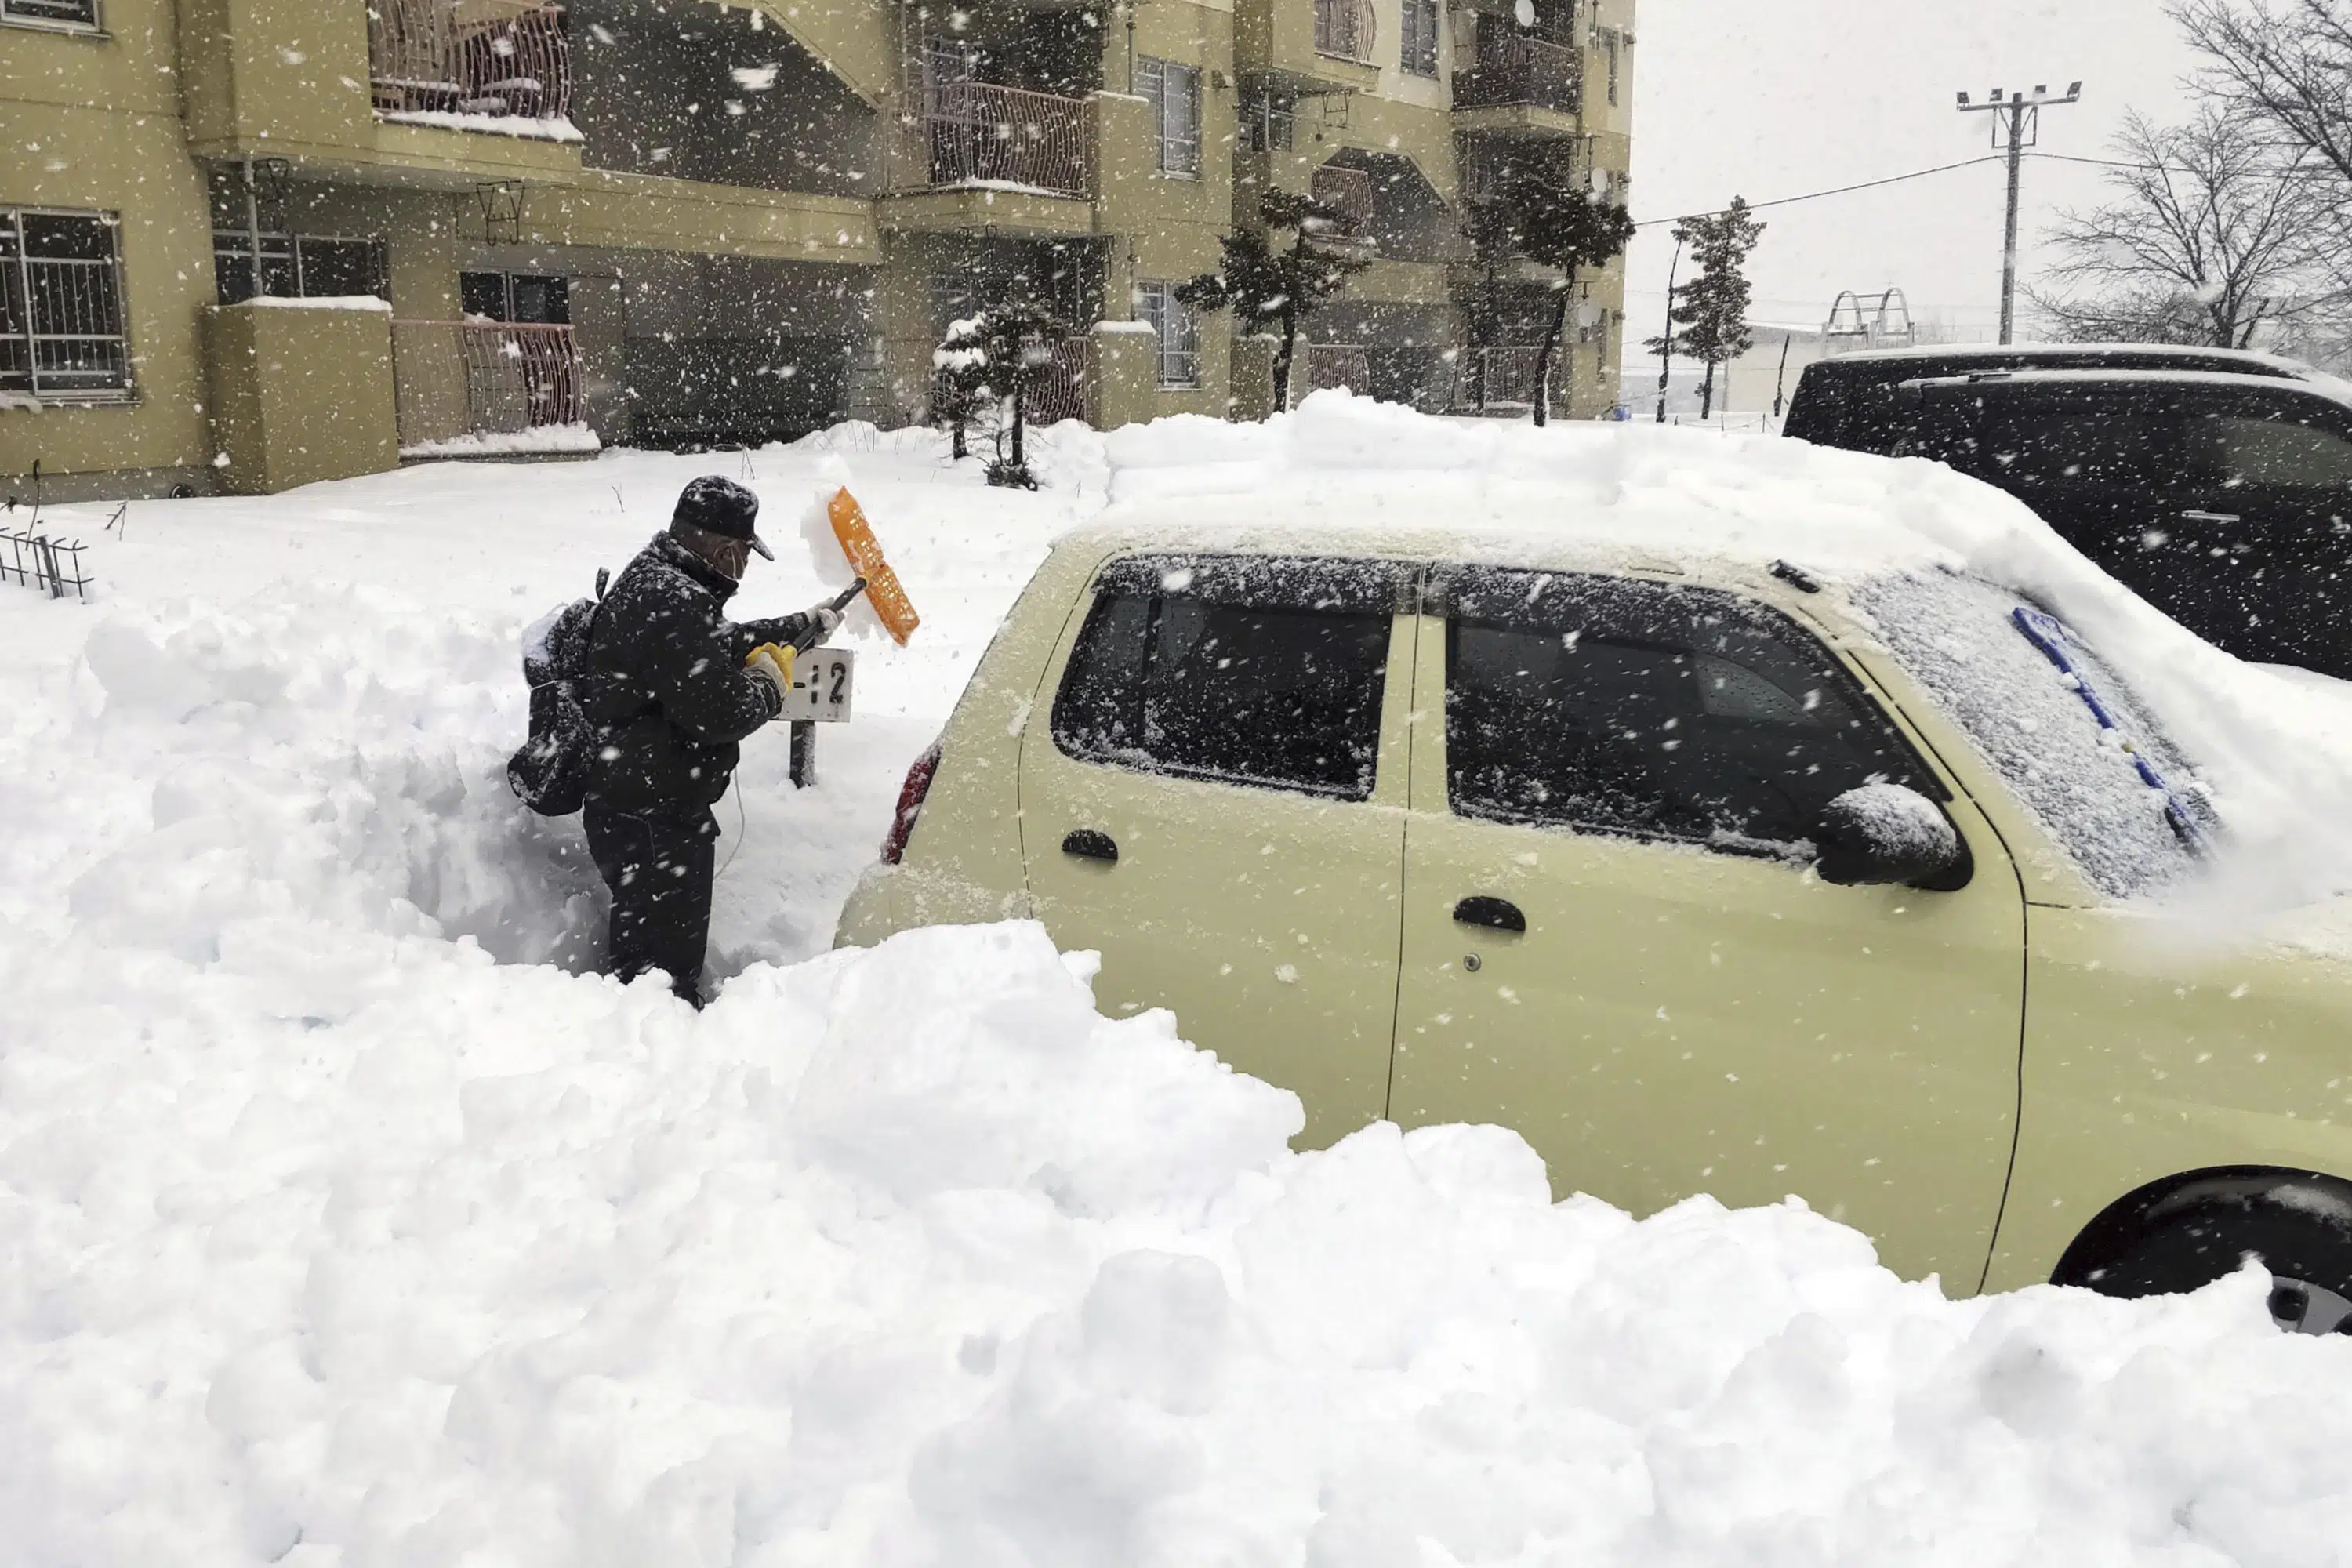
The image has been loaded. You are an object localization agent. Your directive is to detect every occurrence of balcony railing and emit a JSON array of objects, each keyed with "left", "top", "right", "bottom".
[
  {"left": 1309, "top": 165, "right": 1375, "bottom": 242},
  {"left": 368, "top": 1, "right": 573, "bottom": 122},
  {"left": 390, "top": 321, "right": 584, "bottom": 449},
  {"left": 1449, "top": 346, "right": 1551, "bottom": 411},
  {"left": 1307, "top": 343, "right": 1372, "bottom": 394},
  {"left": 1453, "top": 20, "right": 1581, "bottom": 115},
  {"left": 1314, "top": 0, "right": 1377, "bottom": 64},
  {"left": 901, "top": 82, "right": 1094, "bottom": 199},
  {"left": 930, "top": 336, "right": 1091, "bottom": 426}
]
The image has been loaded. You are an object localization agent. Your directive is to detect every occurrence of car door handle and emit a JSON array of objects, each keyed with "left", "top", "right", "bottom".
[
  {"left": 1453, "top": 896, "right": 1526, "bottom": 934},
  {"left": 1062, "top": 829, "right": 1119, "bottom": 864},
  {"left": 2180, "top": 510, "right": 2242, "bottom": 524}
]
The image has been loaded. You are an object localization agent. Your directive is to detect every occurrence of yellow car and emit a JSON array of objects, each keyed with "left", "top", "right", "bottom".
[{"left": 839, "top": 511, "right": 2352, "bottom": 1333}]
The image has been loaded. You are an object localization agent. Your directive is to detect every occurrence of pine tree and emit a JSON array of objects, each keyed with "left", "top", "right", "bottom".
[
  {"left": 970, "top": 303, "right": 1068, "bottom": 490},
  {"left": 931, "top": 315, "right": 992, "bottom": 462},
  {"left": 1648, "top": 198, "right": 1766, "bottom": 421},
  {"left": 1476, "top": 165, "right": 1637, "bottom": 426},
  {"left": 1178, "top": 188, "right": 1370, "bottom": 413}
]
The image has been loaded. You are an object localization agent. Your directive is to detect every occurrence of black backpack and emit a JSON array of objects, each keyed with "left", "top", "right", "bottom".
[{"left": 508, "top": 568, "right": 608, "bottom": 817}]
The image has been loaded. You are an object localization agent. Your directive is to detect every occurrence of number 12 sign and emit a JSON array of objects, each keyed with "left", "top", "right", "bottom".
[{"left": 785, "top": 648, "right": 855, "bottom": 723}]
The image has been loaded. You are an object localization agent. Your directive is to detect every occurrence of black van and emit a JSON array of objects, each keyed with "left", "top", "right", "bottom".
[{"left": 1785, "top": 347, "right": 2352, "bottom": 681}]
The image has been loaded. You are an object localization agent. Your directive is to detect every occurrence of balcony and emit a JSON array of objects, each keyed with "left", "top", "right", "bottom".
[
  {"left": 1454, "top": 20, "right": 1582, "bottom": 128},
  {"left": 390, "top": 321, "right": 591, "bottom": 455},
  {"left": 1314, "top": 0, "right": 1377, "bottom": 65},
  {"left": 368, "top": 0, "right": 575, "bottom": 125},
  {"left": 882, "top": 82, "right": 1096, "bottom": 234},
  {"left": 902, "top": 82, "right": 1094, "bottom": 198}
]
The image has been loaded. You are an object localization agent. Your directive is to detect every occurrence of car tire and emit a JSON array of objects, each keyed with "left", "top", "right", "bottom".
[{"left": 2051, "top": 1170, "right": 2352, "bottom": 1335}]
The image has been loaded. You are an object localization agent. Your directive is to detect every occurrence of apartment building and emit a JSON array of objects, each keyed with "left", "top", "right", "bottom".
[{"left": 2, "top": 0, "right": 1634, "bottom": 500}]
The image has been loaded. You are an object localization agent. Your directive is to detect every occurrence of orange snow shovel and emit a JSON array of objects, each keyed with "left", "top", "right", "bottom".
[{"left": 826, "top": 488, "right": 920, "bottom": 646}]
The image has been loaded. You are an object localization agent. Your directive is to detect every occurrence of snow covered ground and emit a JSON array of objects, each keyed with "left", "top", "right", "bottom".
[{"left": 7, "top": 401, "right": 2352, "bottom": 1566}]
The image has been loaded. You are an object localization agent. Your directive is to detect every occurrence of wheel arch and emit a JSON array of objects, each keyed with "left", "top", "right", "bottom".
[{"left": 2050, "top": 1164, "right": 2352, "bottom": 1291}]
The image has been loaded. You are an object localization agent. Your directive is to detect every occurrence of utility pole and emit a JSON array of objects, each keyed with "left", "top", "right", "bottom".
[
  {"left": 1958, "top": 82, "right": 2082, "bottom": 345},
  {"left": 1655, "top": 230, "right": 1682, "bottom": 423}
]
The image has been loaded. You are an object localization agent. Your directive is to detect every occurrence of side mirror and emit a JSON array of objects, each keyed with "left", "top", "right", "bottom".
[{"left": 1814, "top": 784, "right": 1971, "bottom": 891}]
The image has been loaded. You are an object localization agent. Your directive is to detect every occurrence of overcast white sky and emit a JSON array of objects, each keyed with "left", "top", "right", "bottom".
[{"left": 1626, "top": 0, "right": 2202, "bottom": 346}]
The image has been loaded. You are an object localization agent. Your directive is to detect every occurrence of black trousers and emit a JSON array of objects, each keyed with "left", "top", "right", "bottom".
[{"left": 583, "top": 803, "right": 720, "bottom": 1006}]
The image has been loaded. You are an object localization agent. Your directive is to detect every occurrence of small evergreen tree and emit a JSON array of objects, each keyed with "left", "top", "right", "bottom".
[
  {"left": 932, "top": 315, "right": 991, "bottom": 462},
  {"left": 1647, "top": 197, "right": 1765, "bottom": 421},
  {"left": 968, "top": 303, "right": 1068, "bottom": 490},
  {"left": 1476, "top": 166, "right": 1637, "bottom": 426},
  {"left": 1178, "top": 188, "right": 1370, "bottom": 413}
]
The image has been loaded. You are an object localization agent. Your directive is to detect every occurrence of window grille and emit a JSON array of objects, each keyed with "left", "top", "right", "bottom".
[
  {"left": 2, "top": 0, "right": 100, "bottom": 28},
  {"left": 2, "top": 209, "right": 131, "bottom": 401},
  {"left": 1401, "top": 0, "right": 1440, "bottom": 77},
  {"left": 1138, "top": 281, "right": 1200, "bottom": 389},
  {"left": 1138, "top": 57, "right": 1201, "bottom": 177},
  {"left": 212, "top": 232, "right": 390, "bottom": 306}
]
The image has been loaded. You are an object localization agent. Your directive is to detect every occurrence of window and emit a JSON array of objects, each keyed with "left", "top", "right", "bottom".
[
  {"left": 1138, "top": 56, "right": 1202, "bottom": 177},
  {"left": 1969, "top": 385, "right": 2185, "bottom": 499},
  {"left": 1243, "top": 82, "right": 1295, "bottom": 151},
  {"left": 3, "top": 0, "right": 100, "bottom": 28},
  {"left": 1401, "top": 0, "right": 1441, "bottom": 77},
  {"left": 1444, "top": 569, "right": 1941, "bottom": 852},
  {"left": 212, "top": 233, "right": 388, "bottom": 306},
  {"left": 1053, "top": 554, "right": 1404, "bottom": 800},
  {"left": 2182, "top": 405, "right": 2352, "bottom": 494},
  {"left": 1136, "top": 281, "right": 1200, "bottom": 389},
  {"left": 461, "top": 271, "right": 570, "bottom": 325},
  {"left": 1857, "top": 572, "right": 2207, "bottom": 898},
  {"left": 1, "top": 209, "right": 129, "bottom": 400}
]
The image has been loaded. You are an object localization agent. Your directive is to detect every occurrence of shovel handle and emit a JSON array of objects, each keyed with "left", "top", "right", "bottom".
[{"left": 789, "top": 578, "right": 871, "bottom": 654}]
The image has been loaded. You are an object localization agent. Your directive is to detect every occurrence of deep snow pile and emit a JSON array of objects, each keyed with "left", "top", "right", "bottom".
[{"left": 7, "top": 404, "right": 2352, "bottom": 1565}]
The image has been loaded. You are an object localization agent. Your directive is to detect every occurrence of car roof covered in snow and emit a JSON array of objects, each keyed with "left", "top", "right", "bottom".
[{"left": 1090, "top": 394, "right": 2008, "bottom": 597}]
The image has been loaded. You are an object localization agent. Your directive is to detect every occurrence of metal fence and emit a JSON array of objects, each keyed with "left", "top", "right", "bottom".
[
  {"left": 390, "top": 321, "right": 584, "bottom": 448},
  {"left": 368, "top": 0, "right": 573, "bottom": 120},
  {"left": 1453, "top": 20, "right": 1583, "bottom": 114},
  {"left": 1307, "top": 343, "right": 1373, "bottom": 394},
  {"left": 1314, "top": 0, "right": 1377, "bottom": 64},
  {"left": 901, "top": 82, "right": 1094, "bottom": 198},
  {"left": 928, "top": 336, "right": 1091, "bottom": 429},
  {"left": 1, "top": 209, "right": 130, "bottom": 400},
  {"left": 1449, "top": 346, "right": 1549, "bottom": 411},
  {"left": 1, "top": 524, "right": 93, "bottom": 601}
]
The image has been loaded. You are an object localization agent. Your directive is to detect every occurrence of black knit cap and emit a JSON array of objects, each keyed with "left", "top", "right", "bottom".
[{"left": 672, "top": 475, "right": 773, "bottom": 559}]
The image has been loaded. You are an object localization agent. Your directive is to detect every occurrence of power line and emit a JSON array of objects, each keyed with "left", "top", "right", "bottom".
[{"left": 1631, "top": 155, "right": 2005, "bottom": 228}]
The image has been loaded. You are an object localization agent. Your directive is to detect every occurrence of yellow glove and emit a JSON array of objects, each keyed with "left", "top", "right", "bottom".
[{"left": 745, "top": 642, "right": 796, "bottom": 713}]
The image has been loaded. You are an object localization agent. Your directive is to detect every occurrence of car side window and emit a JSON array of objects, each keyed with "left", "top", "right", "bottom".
[
  {"left": 1443, "top": 569, "right": 1944, "bottom": 852},
  {"left": 2181, "top": 396, "right": 2352, "bottom": 496},
  {"left": 1972, "top": 385, "right": 2186, "bottom": 498},
  {"left": 1051, "top": 554, "right": 1404, "bottom": 801}
]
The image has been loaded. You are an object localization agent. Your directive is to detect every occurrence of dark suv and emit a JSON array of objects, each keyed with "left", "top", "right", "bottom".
[{"left": 1785, "top": 345, "right": 2352, "bottom": 680}]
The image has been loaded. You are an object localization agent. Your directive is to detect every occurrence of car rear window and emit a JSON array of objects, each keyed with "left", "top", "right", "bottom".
[
  {"left": 1051, "top": 554, "right": 1406, "bottom": 800},
  {"left": 1443, "top": 568, "right": 1943, "bottom": 854},
  {"left": 1854, "top": 572, "right": 2212, "bottom": 898}
]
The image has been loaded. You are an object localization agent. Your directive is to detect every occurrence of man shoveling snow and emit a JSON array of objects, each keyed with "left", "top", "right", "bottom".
[{"left": 569, "top": 476, "right": 847, "bottom": 1004}]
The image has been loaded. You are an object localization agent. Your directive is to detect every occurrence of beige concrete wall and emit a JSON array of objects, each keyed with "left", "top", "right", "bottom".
[
  {"left": 204, "top": 301, "right": 398, "bottom": 494},
  {"left": 0, "top": 6, "right": 219, "bottom": 493}
]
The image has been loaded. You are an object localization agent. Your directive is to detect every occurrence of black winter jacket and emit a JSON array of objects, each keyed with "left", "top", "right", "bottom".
[{"left": 582, "top": 532, "right": 820, "bottom": 813}]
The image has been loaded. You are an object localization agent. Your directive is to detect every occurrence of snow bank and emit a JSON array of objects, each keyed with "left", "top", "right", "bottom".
[
  {"left": 10, "top": 413, "right": 2352, "bottom": 1564},
  {"left": 399, "top": 422, "right": 601, "bottom": 459}
]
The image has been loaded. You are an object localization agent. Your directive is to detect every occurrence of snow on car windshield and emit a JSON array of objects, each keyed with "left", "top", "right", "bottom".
[{"left": 1855, "top": 570, "right": 2212, "bottom": 898}]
